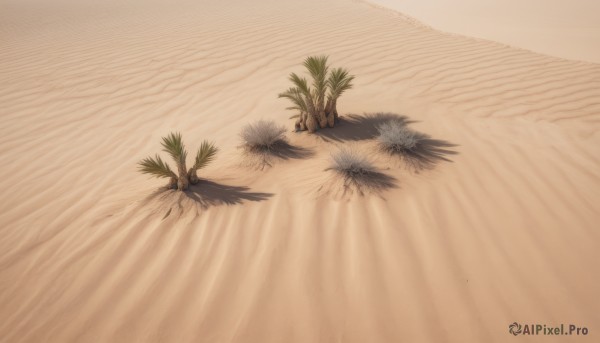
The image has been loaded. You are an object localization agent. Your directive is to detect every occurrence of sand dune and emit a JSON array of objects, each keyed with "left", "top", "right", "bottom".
[
  {"left": 0, "top": 0, "right": 599, "bottom": 341},
  {"left": 368, "top": 0, "right": 600, "bottom": 63}
]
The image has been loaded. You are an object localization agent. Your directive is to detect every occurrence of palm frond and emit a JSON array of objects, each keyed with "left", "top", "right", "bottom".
[
  {"left": 288, "top": 73, "right": 311, "bottom": 96},
  {"left": 303, "top": 55, "right": 329, "bottom": 100},
  {"left": 278, "top": 87, "right": 308, "bottom": 112},
  {"left": 192, "top": 141, "right": 218, "bottom": 171},
  {"left": 138, "top": 154, "right": 177, "bottom": 179},
  {"left": 303, "top": 55, "right": 329, "bottom": 80},
  {"left": 161, "top": 132, "right": 187, "bottom": 165},
  {"left": 288, "top": 73, "right": 316, "bottom": 110},
  {"left": 328, "top": 67, "right": 355, "bottom": 99}
]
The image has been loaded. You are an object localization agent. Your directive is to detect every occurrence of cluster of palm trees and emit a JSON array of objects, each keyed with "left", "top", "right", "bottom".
[
  {"left": 279, "top": 55, "right": 354, "bottom": 132},
  {"left": 138, "top": 132, "right": 218, "bottom": 191}
]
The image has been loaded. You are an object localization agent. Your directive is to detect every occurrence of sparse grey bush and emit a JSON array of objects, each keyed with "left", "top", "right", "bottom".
[
  {"left": 327, "top": 147, "right": 376, "bottom": 178},
  {"left": 240, "top": 120, "right": 287, "bottom": 151},
  {"left": 376, "top": 120, "right": 419, "bottom": 153}
]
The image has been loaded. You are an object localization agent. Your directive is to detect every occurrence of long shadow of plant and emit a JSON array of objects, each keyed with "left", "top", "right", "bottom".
[
  {"left": 242, "top": 141, "right": 315, "bottom": 169},
  {"left": 320, "top": 146, "right": 399, "bottom": 198},
  {"left": 184, "top": 180, "right": 272, "bottom": 207},
  {"left": 373, "top": 114, "right": 459, "bottom": 171},
  {"left": 341, "top": 171, "right": 398, "bottom": 196},
  {"left": 378, "top": 128, "right": 458, "bottom": 171},
  {"left": 319, "top": 171, "right": 399, "bottom": 198},
  {"left": 317, "top": 112, "right": 415, "bottom": 143},
  {"left": 147, "top": 180, "right": 273, "bottom": 218},
  {"left": 401, "top": 135, "right": 459, "bottom": 171}
]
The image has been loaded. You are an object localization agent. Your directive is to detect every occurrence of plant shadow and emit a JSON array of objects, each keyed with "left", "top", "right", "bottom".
[
  {"left": 184, "top": 180, "right": 273, "bottom": 207},
  {"left": 387, "top": 133, "right": 459, "bottom": 171},
  {"left": 148, "top": 180, "right": 273, "bottom": 218},
  {"left": 343, "top": 171, "right": 398, "bottom": 195},
  {"left": 317, "top": 112, "right": 415, "bottom": 143},
  {"left": 242, "top": 140, "right": 314, "bottom": 169},
  {"left": 319, "top": 170, "right": 399, "bottom": 198}
]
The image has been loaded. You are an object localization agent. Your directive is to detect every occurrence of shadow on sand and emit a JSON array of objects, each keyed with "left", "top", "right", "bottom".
[
  {"left": 319, "top": 170, "right": 399, "bottom": 198},
  {"left": 316, "top": 112, "right": 414, "bottom": 143},
  {"left": 242, "top": 140, "right": 314, "bottom": 169},
  {"left": 317, "top": 111, "right": 458, "bottom": 171},
  {"left": 148, "top": 180, "right": 273, "bottom": 218},
  {"left": 390, "top": 134, "right": 459, "bottom": 171},
  {"left": 343, "top": 170, "right": 398, "bottom": 195},
  {"left": 183, "top": 180, "right": 273, "bottom": 207}
]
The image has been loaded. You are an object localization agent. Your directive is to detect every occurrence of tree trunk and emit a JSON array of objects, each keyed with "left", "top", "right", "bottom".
[
  {"left": 176, "top": 161, "right": 189, "bottom": 191},
  {"left": 304, "top": 95, "right": 319, "bottom": 133},
  {"left": 331, "top": 98, "right": 339, "bottom": 122},
  {"left": 316, "top": 96, "right": 327, "bottom": 128},
  {"left": 317, "top": 109, "right": 328, "bottom": 128},
  {"left": 295, "top": 111, "right": 307, "bottom": 131},
  {"left": 324, "top": 97, "right": 335, "bottom": 127},
  {"left": 177, "top": 177, "right": 189, "bottom": 191},
  {"left": 306, "top": 114, "right": 318, "bottom": 133},
  {"left": 326, "top": 111, "right": 335, "bottom": 128},
  {"left": 188, "top": 169, "right": 199, "bottom": 185}
]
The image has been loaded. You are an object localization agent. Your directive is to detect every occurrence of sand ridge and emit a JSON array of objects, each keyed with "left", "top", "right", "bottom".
[
  {"left": 0, "top": 0, "right": 599, "bottom": 342},
  {"left": 366, "top": 0, "right": 600, "bottom": 63}
]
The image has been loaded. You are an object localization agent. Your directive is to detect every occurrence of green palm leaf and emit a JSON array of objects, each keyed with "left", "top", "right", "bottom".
[
  {"left": 192, "top": 141, "right": 218, "bottom": 171},
  {"left": 304, "top": 55, "right": 329, "bottom": 101},
  {"left": 288, "top": 73, "right": 316, "bottom": 111},
  {"left": 303, "top": 55, "right": 329, "bottom": 80},
  {"left": 288, "top": 73, "right": 311, "bottom": 96},
  {"left": 161, "top": 132, "right": 187, "bottom": 165},
  {"left": 138, "top": 154, "right": 176, "bottom": 179},
  {"left": 278, "top": 87, "right": 308, "bottom": 112},
  {"left": 328, "top": 67, "right": 355, "bottom": 99}
]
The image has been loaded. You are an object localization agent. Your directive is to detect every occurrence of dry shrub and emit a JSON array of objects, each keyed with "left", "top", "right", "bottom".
[
  {"left": 240, "top": 120, "right": 287, "bottom": 151},
  {"left": 240, "top": 119, "right": 313, "bottom": 169},
  {"left": 322, "top": 146, "right": 397, "bottom": 197},
  {"left": 327, "top": 147, "right": 376, "bottom": 178},
  {"left": 376, "top": 120, "right": 421, "bottom": 154}
]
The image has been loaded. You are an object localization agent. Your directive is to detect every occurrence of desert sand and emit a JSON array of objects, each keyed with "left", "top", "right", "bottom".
[
  {"left": 369, "top": 0, "right": 600, "bottom": 63},
  {"left": 1, "top": 0, "right": 599, "bottom": 342}
]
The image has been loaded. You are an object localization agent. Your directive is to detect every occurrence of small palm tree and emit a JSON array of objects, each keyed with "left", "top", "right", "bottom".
[
  {"left": 279, "top": 55, "right": 354, "bottom": 132},
  {"left": 303, "top": 55, "right": 329, "bottom": 128},
  {"left": 278, "top": 87, "right": 308, "bottom": 131},
  {"left": 284, "top": 73, "right": 319, "bottom": 132},
  {"left": 326, "top": 67, "right": 355, "bottom": 125},
  {"left": 138, "top": 132, "right": 218, "bottom": 191}
]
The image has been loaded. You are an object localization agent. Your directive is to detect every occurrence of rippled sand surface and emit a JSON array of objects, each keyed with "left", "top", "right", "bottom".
[{"left": 1, "top": 0, "right": 599, "bottom": 341}]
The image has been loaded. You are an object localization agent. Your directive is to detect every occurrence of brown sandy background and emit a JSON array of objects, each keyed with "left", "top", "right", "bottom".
[{"left": 1, "top": 0, "right": 599, "bottom": 341}]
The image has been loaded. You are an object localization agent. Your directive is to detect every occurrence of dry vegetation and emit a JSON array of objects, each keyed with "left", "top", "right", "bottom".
[
  {"left": 326, "top": 147, "right": 376, "bottom": 178},
  {"left": 322, "top": 146, "right": 398, "bottom": 196},
  {"left": 238, "top": 119, "right": 314, "bottom": 169},
  {"left": 376, "top": 119, "right": 422, "bottom": 154},
  {"left": 240, "top": 120, "right": 287, "bottom": 152}
]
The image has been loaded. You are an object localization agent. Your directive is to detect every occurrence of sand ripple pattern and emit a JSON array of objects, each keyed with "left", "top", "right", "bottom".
[{"left": 0, "top": 0, "right": 599, "bottom": 342}]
